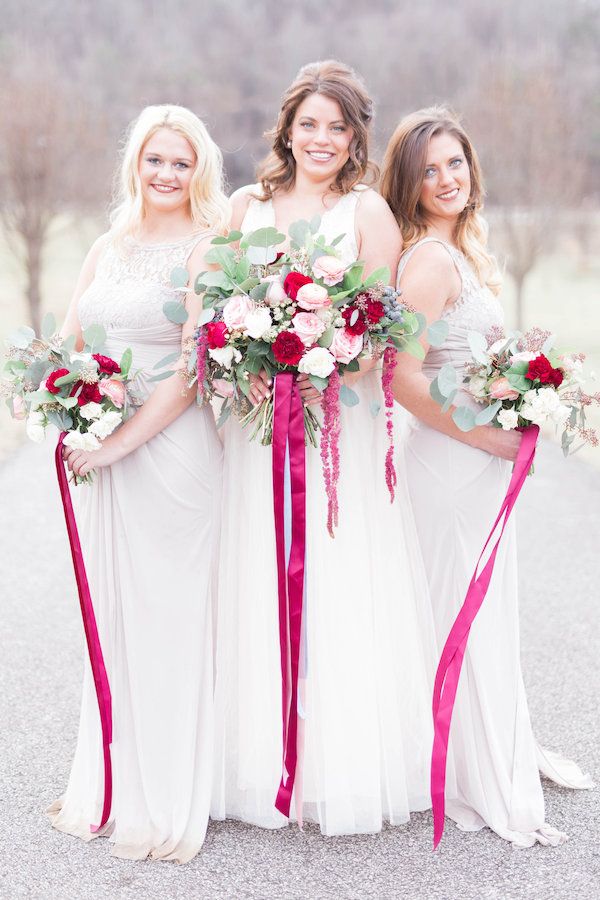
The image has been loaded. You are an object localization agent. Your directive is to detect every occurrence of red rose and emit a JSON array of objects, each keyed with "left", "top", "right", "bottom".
[
  {"left": 93, "top": 353, "right": 121, "bottom": 374},
  {"left": 364, "top": 299, "right": 385, "bottom": 324},
  {"left": 206, "top": 321, "right": 228, "bottom": 349},
  {"left": 45, "top": 368, "right": 70, "bottom": 394},
  {"left": 526, "top": 354, "right": 564, "bottom": 388},
  {"left": 272, "top": 330, "right": 305, "bottom": 366},
  {"left": 283, "top": 272, "right": 313, "bottom": 301},
  {"left": 342, "top": 306, "right": 367, "bottom": 336},
  {"left": 70, "top": 381, "right": 103, "bottom": 405}
]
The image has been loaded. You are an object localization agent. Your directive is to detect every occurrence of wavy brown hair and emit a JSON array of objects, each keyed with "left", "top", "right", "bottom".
[
  {"left": 257, "top": 60, "right": 378, "bottom": 200},
  {"left": 381, "top": 106, "right": 501, "bottom": 295}
]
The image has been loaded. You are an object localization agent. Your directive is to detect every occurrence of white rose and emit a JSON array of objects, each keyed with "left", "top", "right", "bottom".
[
  {"left": 510, "top": 351, "right": 537, "bottom": 363},
  {"left": 520, "top": 387, "right": 564, "bottom": 427},
  {"left": 497, "top": 408, "right": 519, "bottom": 431},
  {"left": 244, "top": 307, "right": 273, "bottom": 340},
  {"left": 208, "top": 346, "right": 242, "bottom": 370},
  {"left": 468, "top": 374, "right": 488, "bottom": 399},
  {"left": 26, "top": 410, "right": 46, "bottom": 443},
  {"left": 298, "top": 347, "right": 336, "bottom": 379},
  {"left": 79, "top": 401, "right": 104, "bottom": 421},
  {"left": 89, "top": 410, "right": 122, "bottom": 440},
  {"left": 63, "top": 429, "right": 102, "bottom": 451},
  {"left": 263, "top": 277, "right": 287, "bottom": 306}
]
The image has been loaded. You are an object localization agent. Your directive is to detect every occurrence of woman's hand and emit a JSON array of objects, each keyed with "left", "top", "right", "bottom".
[
  {"left": 471, "top": 425, "right": 523, "bottom": 462},
  {"left": 63, "top": 438, "right": 124, "bottom": 478},
  {"left": 248, "top": 370, "right": 271, "bottom": 406},
  {"left": 296, "top": 373, "right": 322, "bottom": 406}
]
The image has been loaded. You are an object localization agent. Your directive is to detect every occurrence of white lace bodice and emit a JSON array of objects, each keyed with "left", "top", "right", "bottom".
[
  {"left": 241, "top": 185, "right": 364, "bottom": 267},
  {"left": 78, "top": 233, "right": 208, "bottom": 330}
]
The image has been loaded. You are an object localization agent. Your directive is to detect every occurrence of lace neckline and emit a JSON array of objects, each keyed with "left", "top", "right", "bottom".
[
  {"left": 265, "top": 189, "right": 354, "bottom": 225},
  {"left": 125, "top": 232, "right": 207, "bottom": 250}
]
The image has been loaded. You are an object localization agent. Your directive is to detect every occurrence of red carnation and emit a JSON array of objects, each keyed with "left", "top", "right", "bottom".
[
  {"left": 206, "top": 321, "right": 228, "bottom": 349},
  {"left": 342, "top": 306, "right": 368, "bottom": 336},
  {"left": 283, "top": 272, "right": 313, "bottom": 301},
  {"left": 70, "top": 381, "right": 103, "bottom": 405},
  {"left": 364, "top": 299, "right": 385, "bottom": 324},
  {"left": 45, "top": 368, "right": 70, "bottom": 394},
  {"left": 526, "top": 354, "right": 564, "bottom": 388},
  {"left": 93, "top": 353, "right": 121, "bottom": 375},
  {"left": 272, "top": 330, "right": 305, "bottom": 366}
]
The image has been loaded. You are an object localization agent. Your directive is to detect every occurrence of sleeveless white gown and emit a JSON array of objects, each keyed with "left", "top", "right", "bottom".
[
  {"left": 212, "top": 188, "right": 438, "bottom": 835},
  {"left": 48, "top": 234, "right": 223, "bottom": 863},
  {"left": 398, "top": 237, "right": 592, "bottom": 848}
]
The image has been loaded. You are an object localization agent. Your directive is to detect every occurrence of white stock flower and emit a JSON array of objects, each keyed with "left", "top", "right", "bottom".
[
  {"left": 510, "top": 351, "right": 537, "bottom": 363},
  {"left": 26, "top": 410, "right": 46, "bottom": 443},
  {"left": 468, "top": 374, "right": 488, "bottom": 399},
  {"left": 298, "top": 347, "right": 336, "bottom": 379},
  {"left": 208, "top": 346, "right": 242, "bottom": 370},
  {"left": 244, "top": 307, "right": 273, "bottom": 340},
  {"left": 79, "top": 401, "right": 104, "bottom": 421},
  {"left": 497, "top": 408, "right": 519, "bottom": 431},
  {"left": 89, "top": 410, "right": 122, "bottom": 440},
  {"left": 520, "top": 387, "right": 566, "bottom": 427},
  {"left": 63, "top": 429, "right": 102, "bottom": 451}
]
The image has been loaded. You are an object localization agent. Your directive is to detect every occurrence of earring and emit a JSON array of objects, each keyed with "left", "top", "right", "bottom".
[{"left": 286, "top": 140, "right": 292, "bottom": 149}]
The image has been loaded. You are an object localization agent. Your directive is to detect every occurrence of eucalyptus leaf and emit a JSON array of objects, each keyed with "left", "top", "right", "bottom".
[
  {"left": 403, "top": 336, "right": 426, "bottom": 360},
  {"left": 62, "top": 334, "right": 76, "bottom": 353},
  {"left": 436, "top": 364, "right": 458, "bottom": 397},
  {"left": 345, "top": 358, "right": 360, "bottom": 373},
  {"left": 364, "top": 266, "right": 390, "bottom": 288},
  {"left": 204, "top": 245, "right": 237, "bottom": 275},
  {"left": 54, "top": 371, "right": 80, "bottom": 387},
  {"left": 56, "top": 395, "right": 79, "bottom": 409},
  {"left": 163, "top": 301, "right": 189, "bottom": 325},
  {"left": 83, "top": 324, "right": 107, "bottom": 349},
  {"left": 441, "top": 390, "right": 458, "bottom": 414},
  {"left": 342, "top": 262, "right": 365, "bottom": 291},
  {"left": 250, "top": 282, "right": 270, "bottom": 301},
  {"left": 46, "top": 409, "right": 73, "bottom": 431},
  {"left": 339, "top": 384, "right": 360, "bottom": 407},
  {"left": 452, "top": 406, "right": 477, "bottom": 431},
  {"left": 153, "top": 350, "right": 181, "bottom": 370},
  {"left": 427, "top": 319, "right": 450, "bottom": 348},
  {"left": 506, "top": 373, "right": 531, "bottom": 392},
  {"left": 147, "top": 370, "right": 175, "bottom": 382},
  {"left": 211, "top": 231, "right": 242, "bottom": 245},
  {"left": 369, "top": 400, "right": 381, "bottom": 417},
  {"left": 235, "top": 256, "right": 251, "bottom": 282},
  {"left": 506, "top": 360, "right": 529, "bottom": 376},
  {"left": 317, "top": 327, "right": 334, "bottom": 349},
  {"left": 8, "top": 325, "right": 36, "bottom": 349},
  {"left": 120, "top": 348, "right": 133, "bottom": 377},
  {"left": 42, "top": 312, "right": 57, "bottom": 339},
  {"left": 25, "top": 389, "right": 55, "bottom": 404},
  {"left": 310, "top": 215, "right": 322, "bottom": 234},
  {"left": 467, "top": 331, "right": 490, "bottom": 364},
  {"left": 330, "top": 234, "right": 345, "bottom": 247},
  {"left": 26, "top": 360, "right": 53, "bottom": 387},
  {"left": 308, "top": 375, "right": 328, "bottom": 392},
  {"left": 246, "top": 245, "right": 278, "bottom": 266},
  {"left": 170, "top": 266, "right": 189, "bottom": 289},
  {"left": 196, "top": 270, "right": 234, "bottom": 291},
  {"left": 474, "top": 400, "right": 502, "bottom": 425},
  {"left": 198, "top": 307, "right": 216, "bottom": 327},
  {"left": 245, "top": 226, "right": 286, "bottom": 248},
  {"left": 216, "top": 401, "right": 232, "bottom": 428},
  {"left": 430, "top": 377, "right": 447, "bottom": 407},
  {"left": 288, "top": 220, "right": 312, "bottom": 246}
]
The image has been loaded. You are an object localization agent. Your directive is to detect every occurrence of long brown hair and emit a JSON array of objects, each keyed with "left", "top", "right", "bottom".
[
  {"left": 257, "top": 60, "right": 378, "bottom": 200},
  {"left": 381, "top": 106, "right": 501, "bottom": 294}
]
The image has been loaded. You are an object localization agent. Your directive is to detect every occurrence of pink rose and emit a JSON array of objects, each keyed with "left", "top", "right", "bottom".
[
  {"left": 489, "top": 376, "right": 520, "bottom": 401},
  {"left": 292, "top": 312, "right": 327, "bottom": 346},
  {"left": 296, "top": 282, "right": 332, "bottom": 311},
  {"left": 98, "top": 378, "right": 126, "bottom": 408},
  {"left": 330, "top": 327, "right": 363, "bottom": 364},
  {"left": 312, "top": 255, "right": 346, "bottom": 286},
  {"left": 212, "top": 378, "right": 234, "bottom": 398},
  {"left": 223, "top": 295, "right": 254, "bottom": 330}
]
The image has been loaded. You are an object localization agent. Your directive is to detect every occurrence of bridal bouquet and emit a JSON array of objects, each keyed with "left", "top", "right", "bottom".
[
  {"left": 430, "top": 326, "right": 599, "bottom": 453},
  {"left": 2, "top": 315, "right": 136, "bottom": 482},
  {"left": 166, "top": 217, "right": 430, "bottom": 532}
]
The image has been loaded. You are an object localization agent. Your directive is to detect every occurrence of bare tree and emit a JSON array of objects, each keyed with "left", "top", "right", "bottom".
[{"left": 0, "top": 51, "right": 110, "bottom": 334}]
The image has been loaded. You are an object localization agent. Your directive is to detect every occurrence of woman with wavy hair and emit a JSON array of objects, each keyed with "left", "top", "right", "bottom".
[
  {"left": 49, "top": 105, "right": 228, "bottom": 862},
  {"left": 381, "top": 106, "right": 591, "bottom": 847},
  {"left": 212, "top": 61, "right": 437, "bottom": 837}
]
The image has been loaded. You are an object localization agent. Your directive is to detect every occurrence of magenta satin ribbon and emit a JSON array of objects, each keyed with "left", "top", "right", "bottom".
[
  {"left": 430, "top": 424, "right": 539, "bottom": 848},
  {"left": 55, "top": 433, "right": 113, "bottom": 833},
  {"left": 272, "top": 374, "right": 306, "bottom": 818}
]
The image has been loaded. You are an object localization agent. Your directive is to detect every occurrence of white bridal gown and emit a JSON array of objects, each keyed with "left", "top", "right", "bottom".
[
  {"left": 398, "top": 237, "right": 592, "bottom": 848},
  {"left": 48, "top": 234, "right": 222, "bottom": 863},
  {"left": 212, "top": 187, "right": 438, "bottom": 835}
]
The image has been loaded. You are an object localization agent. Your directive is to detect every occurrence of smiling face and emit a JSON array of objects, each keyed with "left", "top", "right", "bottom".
[
  {"left": 138, "top": 127, "right": 197, "bottom": 215},
  {"left": 288, "top": 92, "right": 354, "bottom": 183},
  {"left": 418, "top": 131, "right": 471, "bottom": 227}
]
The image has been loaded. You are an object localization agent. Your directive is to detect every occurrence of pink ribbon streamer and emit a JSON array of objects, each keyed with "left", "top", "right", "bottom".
[
  {"left": 272, "top": 374, "right": 306, "bottom": 818},
  {"left": 55, "top": 433, "right": 113, "bottom": 833},
  {"left": 430, "top": 424, "right": 539, "bottom": 848}
]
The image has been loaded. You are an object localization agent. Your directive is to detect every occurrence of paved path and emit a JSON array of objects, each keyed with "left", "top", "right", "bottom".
[{"left": 0, "top": 440, "right": 598, "bottom": 899}]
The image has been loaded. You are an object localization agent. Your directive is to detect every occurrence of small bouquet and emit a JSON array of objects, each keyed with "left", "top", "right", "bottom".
[
  {"left": 166, "top": 217, "right": 433, "bottom": 533},
  {"left": 2, "top": 315, "right": 136, "bottom": 482},
  {"left": 430, "top": 325, "right": 599, "bottom": 454}
]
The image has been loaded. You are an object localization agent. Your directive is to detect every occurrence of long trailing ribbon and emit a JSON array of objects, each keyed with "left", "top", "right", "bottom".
[
  {"left": 430, "top": 424, "right": 539, "bottom": 849},
  {"left": 55, "top": 433, "right": 113, "bottom": 833},
  {"left": 272, "top": 373, "right": 306, "bottom": 818}
]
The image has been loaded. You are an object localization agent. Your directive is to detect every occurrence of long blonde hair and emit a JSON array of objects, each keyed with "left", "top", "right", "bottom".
[
  {"left": 257, "top": 60, "right": 378, "bottom": 200},
  {"left": 381, "top": 106, "right": 501, "bottom": 295},
  {"left": 110, "top": 104, "right": 230, "bottom": 239}
]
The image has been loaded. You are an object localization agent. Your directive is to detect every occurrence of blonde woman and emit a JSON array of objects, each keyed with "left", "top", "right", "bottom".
[
  {"left": 49, "top": 105, "right": 228, "bottom": 863},
  {"left": 381, "top": 107, "right": 591, "bottom": 847}
]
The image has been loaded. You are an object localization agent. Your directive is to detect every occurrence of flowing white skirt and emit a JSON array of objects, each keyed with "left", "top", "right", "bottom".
[
  {"left": 212, "top": 369, "right": 438, "bottom": 835},
  {"left": 404, "top": 420, "right": 592, "bottom": 848},
  {"left": 49, "top": 329, "right": 223, "bottom": 863}
]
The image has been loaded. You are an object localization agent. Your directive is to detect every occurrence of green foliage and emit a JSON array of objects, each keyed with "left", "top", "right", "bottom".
[
  {"left": 339, "top": 384, "right": 359, "bottom": 407},
  {"left": 163, "top": 300, "right": 189, "bottom": 325},
  {"left": 82, "top": 323, "right": 106, "bottom": 349},
  {"left": 170, "top": 266, "right": 189, "bottom": 289}
]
